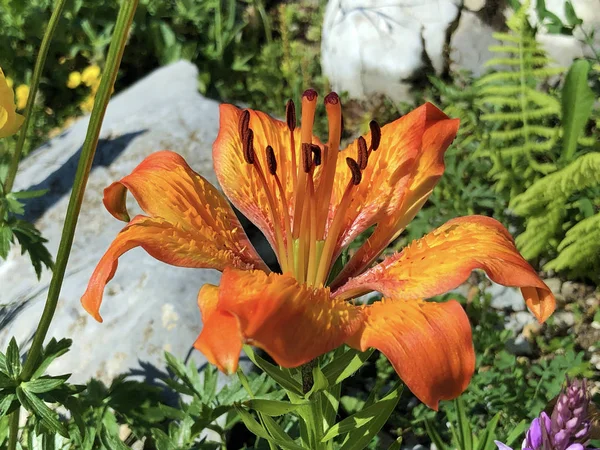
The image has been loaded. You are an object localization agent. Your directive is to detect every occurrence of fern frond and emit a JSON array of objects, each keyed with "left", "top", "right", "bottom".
[
  {"left": 488, "top": 45, "right": 545, "bottom": 55},
  {"left": 485, "top": 56, "right": 551, "bottom": 67},
  {"left": 515, "top": 200, "right": 565, "bottom": 259},
  {"left": 480, "top": 106, "right": 559, "bottom": 121},
  {"left": 545, "top": 213, "right": 600, "bottom": 272},
  {"left": 490, "top": 125, "right": 556, "bottom": 141},
  {"left": 510, "top": 152, "right": 600, "bottom": 214},
  {"left": 478, "top": 68, "right": 563, "bottom": 84}
]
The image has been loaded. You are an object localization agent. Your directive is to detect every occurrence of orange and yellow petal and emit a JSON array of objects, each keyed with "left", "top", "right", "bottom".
[
  {"left": 334, "top": 216, "right": 555, "bottom": 322},
  {"left": 102, "top": 150, "right": 266, "bottom": 271},
  {"left": 0, "top": 68, "right": 24, "bottom": 138},
  {"left": 330, "top": 104, "right": 459, "bottom": 279},
  {"left": 347, "top": 298, "right": 475, "bottom": 410},
  {"left": 213, "top": 104, "right": 322, "bottom": 250},
  {"left": 81, "top": 215, "right": 262, "bottom": 322},
  {"left": 215, "top": 267, "right": 363, "bottom": 368},
  {"left": 194, "top": 284, "right": 242, "bottom": 374}
]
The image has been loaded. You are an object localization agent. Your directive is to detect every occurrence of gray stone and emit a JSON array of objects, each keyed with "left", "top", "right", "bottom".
[
  {"left": 553, "top": 311, "right": 576, "bottom": 329},
  {"left": 506, "top": 334, "right": 533, "bottom": 356},
  {"left": 561, "top": 281, "right": 579, "bottom": 300},
  {"left": 450, "top": 10, "right": 500, "bottom": 76},
  {"left": 0, "top": 61, "right": 225, "bottom": 384},
  {"left": 488, "top": 282, "right": 527, "bottom": 312},
  {"left": 544, "top": 277, "right": 562, "bottom": 295},
  {"left": 321, "top": 0, "right": 462, "bottom": 103},
  {"left": 505, "top": 311, "right": 537, "bottom": 334}
]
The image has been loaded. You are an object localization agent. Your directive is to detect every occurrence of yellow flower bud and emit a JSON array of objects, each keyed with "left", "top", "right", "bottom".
[
  {"left": 67, "top": 71, "right": 82, "bottom": 89},
  {"left": 0, "top": 67, "right": 25, "bottom": 138},
  {"left": 81, "top": 65, "right": 101, "bottom": 87},
  {"left": 16, "top": 84, "right": 29, "bottom": 110}
]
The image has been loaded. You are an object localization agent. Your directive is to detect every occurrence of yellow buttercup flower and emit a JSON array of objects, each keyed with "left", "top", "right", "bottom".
[
  {"left": 6, "top": 77, "right": 14, "bottom": 89},
  {"left": 67, "top": 71, "right": 82, "bottom": 89},
  {"left": 0, "top": 68, "right": 25, "bottom": 138},
  {"left": 81, "top": 65, "right": 101, "bottom": 87},
  {"left": 16, "top": 84, "right": 29, "bottom": 110}
]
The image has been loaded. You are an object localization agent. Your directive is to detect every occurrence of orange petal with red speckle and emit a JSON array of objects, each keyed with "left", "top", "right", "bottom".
[
  {"left": 335, "top": 216, "right": 555, "bottom": 322},
  {"left": 347, "top": 298, "right": 475, "bottom": 410}
]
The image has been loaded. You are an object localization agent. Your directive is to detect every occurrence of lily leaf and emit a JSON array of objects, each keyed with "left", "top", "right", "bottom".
[{"left": 244, "top": 398, "right": 308, "bottom": 417}]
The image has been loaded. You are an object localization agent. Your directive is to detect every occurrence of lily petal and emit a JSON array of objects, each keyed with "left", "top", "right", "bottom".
[
  {"left": 216, "top": 267, "right": 363, "bottom": 368},
  {"left": 82, "top": 151, "right": 267, "bottom": 322},
  {"left": 334, "top": 216, "right": 555, "bottom": 322},
  {"left": 213, "top": 104, "right": 316, "bottom": 250},
  {"left": 347, "top": 298, "right": 475, "bottom": 410},
  {"left": 331, "top": 104, "right": 459, "bottom": 284},
  {"left": 103, "top": 150, "right": 265, "bottom": 271},
  {"left": 194, "top": 284, "right": 242, "bottom": 374}
]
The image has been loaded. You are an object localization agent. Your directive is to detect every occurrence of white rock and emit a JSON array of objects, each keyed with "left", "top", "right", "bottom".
[
  {"left": 488, "top": 283, "right": 527, "bottom": 312},
  {"left": 544, "top": 277, "right": 562, "bottom": 295},
  {"left": 321, "top": 0, "right": 462, "bottom": 103},
  {"left": 505, "top": 311, "right": 537, "bottom": 334},
  {"left": 553, "top": 311, "right": 576, "bottom": 329},
  {"left": 450, "top": 10, "right": 501, "bottom": 76},
  {"left": 464, "top": 0, "right": 486, "bottom": 11},
  {"left": 0, "top": 61, "right": 225, "bottom": 384}
]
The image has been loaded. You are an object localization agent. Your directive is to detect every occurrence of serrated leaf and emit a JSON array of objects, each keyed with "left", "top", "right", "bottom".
[
  {"left": 22, "top": 375, "right": 69, "bottom": 394},
  {"left": 30, "top": 338, "right": 72, "bottom": 380},
  {"left": 10, "top": 219, "right": 53, "bottom": 279},
  {"left": 561, "top": 59, "right": 594, "bottom": 161},
  {"left": 244, "top": 399, "right": 307, "bottom": 417},
  {"left": 6, "top": 338, "right": 20, "bottom": 380},
  {"left": 321, "top": 383, "right": 403, "bottom": 444},
  {"left": 16, "top": 387, "right": 68, "bottom": 437},
  {"left": 322, "top": 347, "right": 374, "bottom": 386}
]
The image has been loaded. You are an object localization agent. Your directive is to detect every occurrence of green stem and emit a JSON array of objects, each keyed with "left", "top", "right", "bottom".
[
  {"left": 7, "top": 410, "right": 19, "bottom": 450},
  {"left": 19, "top": 0, "right": 138, "bottom": 381},
  {"left": 3, "top": 0, "right": 68, "bottom": 196}
]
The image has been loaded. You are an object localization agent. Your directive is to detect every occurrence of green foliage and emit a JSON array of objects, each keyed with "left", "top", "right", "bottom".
[{"left": 476, "top": 0, "right": 562, "bottom": 195}]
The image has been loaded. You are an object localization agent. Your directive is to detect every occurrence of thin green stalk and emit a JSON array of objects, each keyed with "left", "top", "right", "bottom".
[
  {"left": 3, "top": 0, "right": 68, "bottom": 196},
  {"left": 20, "top": 0, "right": 138, "bottom": 381},
  {"left": 7, "top": 411, "right": 19, "bottom": 450}
]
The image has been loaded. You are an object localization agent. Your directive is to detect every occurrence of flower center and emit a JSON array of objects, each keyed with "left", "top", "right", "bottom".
[{"left": 238, "top": 90, "right": 381, "bottom": 288}]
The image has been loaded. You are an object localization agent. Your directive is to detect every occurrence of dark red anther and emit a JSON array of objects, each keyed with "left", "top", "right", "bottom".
[
  {"left": 357, "top": 136, "right": 368, "bottom": 170},
  {"left": 346, "top": 158, "right": 362, "bottom": 185},
  {"left": 239, "top": 109, "right": 250, "bottom": 140},
  {"left": 266, "top": 145, "right": 277, "bottom": 175},
  {"left": 311, "top": 144, "right": 322, "bottom": 166},
  {"left": 324, "top": 92, "right": 339, "bottom": 105},
  {"left": 302, "top": 143, "right": 313, "bottom": 173},
  {"left": 243, "top": 129, "right": 255, "bottom": 165},
  {"left": 369, "top": 120, "right": 381, "bottom": 151},
  {"left": 303, "top": 89, "right": 318, "bottom": 101},
  {"left": 286, "top": 99, "right": 296, "bottom": 131}
]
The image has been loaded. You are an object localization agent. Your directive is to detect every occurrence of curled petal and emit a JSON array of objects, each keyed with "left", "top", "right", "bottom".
[
  {"left": 81, "top": 213, "right": 260, "bottom": 322},
  {"left": 194, "top": 284, "right": 242, "bottom": 374},
  {"left": 213, "top": 104, "right": 320, "bottom": 250},
  {"left": 331, "top": 104, "right": 459, "bottom": 284},
  {"left": 0, "top": 68, "right": 24, "bottom": 138},
  {"left": 102, "top": 150, "right": 265, "bottom": 271},
  {"left": 347, "top": 298, "right": 475, "bottom": 410},
  {"left": 217, "top": 267, "right": 363, "bottom": 368},
  {"left": 334, "top": 216, "right": 555, "bottom": 322}
]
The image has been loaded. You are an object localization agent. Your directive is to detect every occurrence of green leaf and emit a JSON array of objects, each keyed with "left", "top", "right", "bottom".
[
  {"left": 564, "top": 1, "right": 583, "bottom": 26},
  {"left": 476, "top": 412, "right": 501, "bottom": 450},
  {"left": 234, "top": 405, "right": 304, "bottom": 450},
  {"left": 0, "top": 224, "right": 13, "bottom": 259},
  {"left": 244, "top": 346, "right": 303, "bottom": 395},
  {"left": 0, "top": 394, "right": 17, "bottom": 419},
  {"left": 30, "top": 338, "right": 72, "bottom": 380},
  {"left": 99, "top": 427, "right": 131, "bottom": 450},
  {"left": 387, "top": 437, "right": 403, "bottom": 450},
  {"left": 321, "top": 383, "right": 403, "bottom": 445},
  {"left": 504, "top": 419, "right": 529, "bottom": 446},
  {"left": 16, "top": 387, "right": 68, "bottom": 437},
  {"left": 561, "top": 59, "right": 594, "bottom": 161},
  {"left": 21, "top": 375, "right": 69, "bottom": 394},
  {"left": 306, "top": 365, "right": 328, "bottom": 398},
  {"left": 322, "top": 347, "right": 374, "bottom": 386},
  {"left": 6, "top": 338, "right": 21, "bottom": 380},
  {"left": 244, "top": 399, "right": 307, "bottom": 417},
  {"left": 425, "top": 419, "right": 449, "bottom": 450},
  {"left": 7, "top": 189, "right": 48, "bottom": 200},
  {"left": 454, "top": 397, "right": 473, "bottom": 450},
  {"left": 9, "top": 219, "right": 53, "bottom": 279}
]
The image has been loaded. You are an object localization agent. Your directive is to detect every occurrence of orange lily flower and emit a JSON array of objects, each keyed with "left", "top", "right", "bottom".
[{"left": 81, "top": 91, "right": 556, "bottom": 410}]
